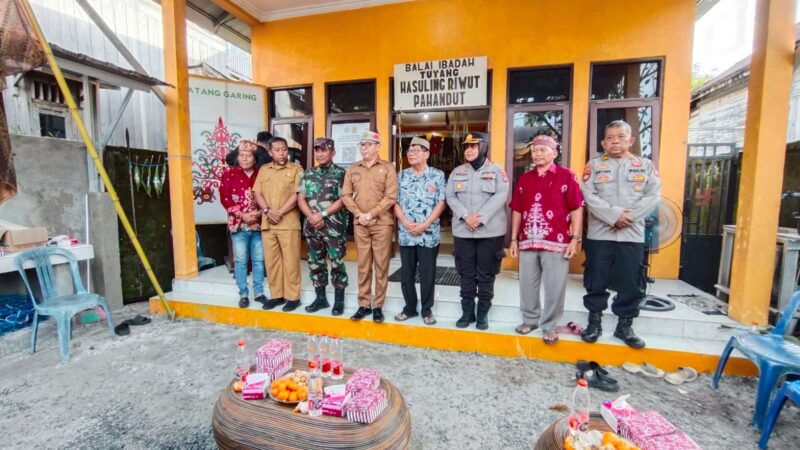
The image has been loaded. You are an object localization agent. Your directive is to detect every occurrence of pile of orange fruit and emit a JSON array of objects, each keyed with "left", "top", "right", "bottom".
[
  {"left": 563, "top": 431, "right": 640, "bottom": 450},
  {"left": 270, "top": 371, "right": 309, "bottom": 403}
]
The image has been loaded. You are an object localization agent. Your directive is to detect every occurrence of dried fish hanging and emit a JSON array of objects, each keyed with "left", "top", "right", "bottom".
[{"left": 128, "top": 154, "right": 168, "bottom": 198}]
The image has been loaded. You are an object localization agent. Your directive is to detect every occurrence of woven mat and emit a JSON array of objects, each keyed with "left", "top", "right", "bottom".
[{"left": 387, "top": 266, "right": 460, "bottom": 286}]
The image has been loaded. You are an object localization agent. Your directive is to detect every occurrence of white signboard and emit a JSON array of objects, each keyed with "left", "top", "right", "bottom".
[
  {"left": 394, "top": 56, "right": 487, "bottom": 111},
  {"left": 188, "top": 76, "right": 265, "bottom": 224},
  {"left": 331, "top": 121, "right": 371, "bottom": 166}
]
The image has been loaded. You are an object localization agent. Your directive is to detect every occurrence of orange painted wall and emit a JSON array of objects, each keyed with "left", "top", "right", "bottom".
[{"left": 249, "top": 0, "right": 694, "bottom": 278}]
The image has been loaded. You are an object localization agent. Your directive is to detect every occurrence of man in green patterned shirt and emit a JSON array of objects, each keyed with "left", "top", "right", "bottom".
[{"left": 298, "top": 137, "right": 350, "bottom": 315}]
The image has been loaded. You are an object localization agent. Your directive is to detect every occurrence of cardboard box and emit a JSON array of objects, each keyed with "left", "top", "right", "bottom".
[{"left": 0, "top": 220, "right": 48, "bottom": 252}]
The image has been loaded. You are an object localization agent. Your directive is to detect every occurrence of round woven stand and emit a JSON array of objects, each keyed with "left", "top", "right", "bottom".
[
  {"left": 213, "top": 360, "right": 411, "bottom": 449},
  {"left": 534, "top": 413, "right": 613, "bottom": 450}
]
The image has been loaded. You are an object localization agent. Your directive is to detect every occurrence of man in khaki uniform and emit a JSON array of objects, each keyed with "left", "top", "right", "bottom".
[
  {"left": 253, "top": 137, "right": 304, "bottom": 312},
  {"left": 341, "top": 130, "right": 398, "bottom": 323}
]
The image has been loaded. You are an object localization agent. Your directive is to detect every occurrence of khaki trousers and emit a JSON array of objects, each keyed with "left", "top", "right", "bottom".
[
  {"left": 262, "top": 229, "right": 301, "bottom": 300},
  {"left": 354, "top": 224, "right": 394, "bottom": 308}
]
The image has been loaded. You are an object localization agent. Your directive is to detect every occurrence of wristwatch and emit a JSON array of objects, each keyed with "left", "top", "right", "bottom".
[
  {"left": 263, "top": 207, "right": 270, "bottom": 214},
  {"left": 364, "top": 212, "right": 373, "bottom": 221},
  {"left": 321, "top": 210, "right": 329, "bottom": 218},
  {"left": 570, "top": 235, "right": 583, "bottom": 242}
]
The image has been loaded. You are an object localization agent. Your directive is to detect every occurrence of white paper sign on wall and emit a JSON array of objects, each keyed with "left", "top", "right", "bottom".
[{"left": 393, "top": 56, "right": 487, "bottom": 111}]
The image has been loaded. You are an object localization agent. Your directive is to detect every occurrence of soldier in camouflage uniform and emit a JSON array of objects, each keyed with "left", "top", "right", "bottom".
[{"left": 297, "top": 137, "right": 349, "bottom": 315}]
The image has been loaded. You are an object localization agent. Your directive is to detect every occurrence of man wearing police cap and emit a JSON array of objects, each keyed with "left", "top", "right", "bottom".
[
  {"left": 580, "top": 120, "right": 661, "bottom": 348},
  {"left": 341, "top": 130, "right": 398, "bottom": 323},
  {"left": 394, "top": 136, "right": 446, "bottom": 325},
  {"left": 298, "top": 138, "right": 349, "bottom": 315},
  {"left": 445, "top": 132, "right": 509, "bottom": 330}
]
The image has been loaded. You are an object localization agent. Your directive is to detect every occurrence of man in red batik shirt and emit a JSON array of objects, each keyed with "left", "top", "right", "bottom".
[
  {"left": 509, "top": 135, "right": 584, "bottom": 344},
  {"left": 219, "top": 140, "right": 265, "bottom": 308}
]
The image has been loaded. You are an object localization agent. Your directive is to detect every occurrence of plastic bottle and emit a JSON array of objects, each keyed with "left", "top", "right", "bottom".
[
  {"left": 319, "top": 334, "right": 331, "bottom": 378},
  {"left": 329, "top": 335, "right": 344, "bottom": 380},
  {"left": 570, "top": 378, "right": 591, "bottom": 433},
  {"left": 307, "top": 332, "right": 320, "bottom": 374},
  {"left": 234, "top": 339, "right": 249, "bottom": 380},
  {"left": 307, "top": 371, "right": 324, "bottom": 417}
]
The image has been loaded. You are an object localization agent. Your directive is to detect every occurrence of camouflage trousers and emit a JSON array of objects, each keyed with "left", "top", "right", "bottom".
[{"left": 305, "top": 232, "right": 348, "bottom": 290}]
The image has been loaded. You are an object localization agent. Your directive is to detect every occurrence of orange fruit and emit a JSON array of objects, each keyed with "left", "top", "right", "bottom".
[
  {"left": 298, "top": 390, "right": 307, "bottom": 401},
  {"left": 278, "top": 382, "right": 288, "bottom": 391},
  {"left": 289, "top": 392, "right": 298, "bottom": 402},
  {"left": 287, "top": 381, "right": 298, "bottom": 391},
  {"left": 278, "top": 390, "right": 289, "bottom": 401},
  {"left": 271, "top": 388, "right": 280, "bottom": 397}
]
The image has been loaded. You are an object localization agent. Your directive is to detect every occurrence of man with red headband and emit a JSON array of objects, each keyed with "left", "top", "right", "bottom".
[{"left": 509, "top": 135, "right": 584, "bottom": 344}]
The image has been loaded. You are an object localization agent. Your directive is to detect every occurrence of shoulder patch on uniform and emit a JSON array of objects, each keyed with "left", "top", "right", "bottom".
[
  {"left": 653, "top": 167, "right": 660, "bottom": 177},
  {"left": 500, "top": 169, "right": 508, "bottom": 182}
]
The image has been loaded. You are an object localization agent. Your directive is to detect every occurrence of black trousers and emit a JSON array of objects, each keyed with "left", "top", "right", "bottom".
[
  {"left": 582, "top": 239, "right": 645, "bottom": 318},
  {"left": 453, "top": 236, "right": 506, "bottom": 304},
  {"left": 399, "top": 245, "right": 439, "bottom": 317}
]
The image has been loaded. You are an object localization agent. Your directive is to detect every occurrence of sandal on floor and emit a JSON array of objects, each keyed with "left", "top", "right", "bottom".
[
  {"left": 394, "top": 312, "right": 417, "bottom": 322},
  {"left": 423, "top": 315, "right": 437, "bottom": 325},
  {"left": 664, "top": 366, "right": 698, "bottom": 385},
  {"left": 543, "top": 331, "right": 559, "bottom": 344},
  {"left": 622, "top": 361, "right": 665, "bottom": 378},
  {"left": 515, "top": 324, "right": 537, "bottom": 335}
]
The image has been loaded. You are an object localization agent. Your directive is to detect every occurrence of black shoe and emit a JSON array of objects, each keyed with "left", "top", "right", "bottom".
[
  {"left": 253, "top": 295, "right": 267, "bottom": 305},
  {"left": 581, "top": 311, "right": 603, "bottom": 343},
  {"left": 262, "top": 298, "right": 285, "bottom": 310},
  {"left": 305, "top": 287, "right": 330, "bottom": 313},
  {"left": 332, "top": 289, "right": 345, "bottom": 316},
  {"left": 614, "top": 317, "right": 646, "bottom": 349},
  {"left": 282, "top": 300, "right": 301, "bottom": 312},
  {"left": 373, "top": 308, "right": 384, "bottom": 323},
  {"left": 576, "top": 360, "right": 620, "bottom": 392},
  {"left": 238, "top": 297, "right": 249, "bottom": 308},
  {"left": 475, "top": 301, "right": 491, "bottom": 330},
  {"left": 456, "top": 298, "right": 476, "bottom": 328},
  {"left": 350, "top": 306, "right": 372, "bottom": 321}
]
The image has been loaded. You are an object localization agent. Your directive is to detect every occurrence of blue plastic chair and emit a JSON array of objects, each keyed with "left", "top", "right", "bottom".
[
  {"left": 759, "top": 379, "right": 800, "bottom": 449},
  {"left": 711, "top": 289, "right": 800, "bottom": 430},
  {"left": 14, "top": 247, "right": 115, "bottom": 362}
]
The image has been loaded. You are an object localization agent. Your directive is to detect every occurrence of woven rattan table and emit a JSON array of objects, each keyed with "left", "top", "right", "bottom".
[
  {"left": 212, "top": 360, "right": 411, "bottom": 449},
  {"left": 534, "top": 413, "right": 613, "bottom": 450}
]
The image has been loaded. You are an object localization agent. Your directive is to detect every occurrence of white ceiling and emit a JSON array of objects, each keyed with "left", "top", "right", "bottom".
[{"left": 233, "top": 0, "right": 415, "bottom": 22}]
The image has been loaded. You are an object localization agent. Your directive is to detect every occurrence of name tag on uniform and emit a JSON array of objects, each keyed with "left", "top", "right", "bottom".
[{"left": 596, "top": 175, "right": 610, "bottom": 183}]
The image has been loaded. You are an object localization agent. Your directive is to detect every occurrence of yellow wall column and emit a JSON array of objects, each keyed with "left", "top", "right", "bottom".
[
  {"left": 162, "top": 0, "right": 198, "bottom": 280},
  {"left": 729, "top": 0, "right": 795, "bottom": 324}
]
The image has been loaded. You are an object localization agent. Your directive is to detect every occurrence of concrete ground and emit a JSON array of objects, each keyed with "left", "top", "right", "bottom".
[{"left": 1, "top": 304, "right": 797, "bottom": 450}]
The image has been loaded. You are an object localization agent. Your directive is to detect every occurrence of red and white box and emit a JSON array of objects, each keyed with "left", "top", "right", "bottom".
[
  {"left": 618, "top": 411, "right": 678, "bottom": 443},
  {"left": 601, "top": 395, "right": 638, "bottom": 432},
  {"left": 321, "top": 393, "right": 350, "bottom": 417},
  {"left": 346, "top": 388, "right": 387, "bottom": 424},
  {"left": 638, "top": 432, "right": 702, "bottom": 450},
  {"left": 262, "top": 357, "right": 292, "bottom": 382},
  {"left": 345, "top": 368, "right": 380, "bottom": 396},
  {"left": 242, "top": 373, "right": 270, "bottom": 400},
  {"left": 255, "top": 339, "right": 292, "bottom": 372}
]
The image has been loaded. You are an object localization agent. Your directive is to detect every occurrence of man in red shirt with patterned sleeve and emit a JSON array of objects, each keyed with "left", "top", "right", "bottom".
[
  {"left": 509, "top": 135, "right": 584, "bottom": 344},
  {"left": 219, "top": 140, "right": 265, "bottom": 308}
]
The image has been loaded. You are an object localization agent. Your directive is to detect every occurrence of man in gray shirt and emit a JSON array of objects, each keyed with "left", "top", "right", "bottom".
[{"left": 580, "top": 120, "right": 661, "bottom": 348}]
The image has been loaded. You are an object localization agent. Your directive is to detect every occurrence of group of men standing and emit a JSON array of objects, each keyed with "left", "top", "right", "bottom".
[{"left": 218, "top": 119, "right": 661, "bottom": 349}]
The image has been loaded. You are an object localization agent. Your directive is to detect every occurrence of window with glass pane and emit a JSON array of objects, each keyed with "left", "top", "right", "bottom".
[
  {"left": 270, "top": 87, "right": 312, "bottom": 118},
  {"left": 510, "top": 110, "right": 564, "bottom": 184},
  {"left": 272, "top": 122, "right": 311, "bottom": 169},
  {"left": 591, "top": 61, "right": 660, "bottom": 100},
  {"left": 327, "top": 81, "right": 376, "bottom": 114},
  {"left": 595, "top": 106, "right": 654, "bottom": 158},
  {"left": 509, "top": 67, "right": 571, "bottom": 105}
]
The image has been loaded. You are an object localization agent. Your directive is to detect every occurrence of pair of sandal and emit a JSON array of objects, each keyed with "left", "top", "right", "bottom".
[
  {"left": 394, "top": 312, "right": 437, "bottom": 325},
  {"left": 514, "top": 324, "right": 559, "bottom": 344},
  {"left": 622, "top": 362, "right": 698, "bottom": 385},
  {"left": 114, "top": 314, "right": 151, "bottom": 336}
]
